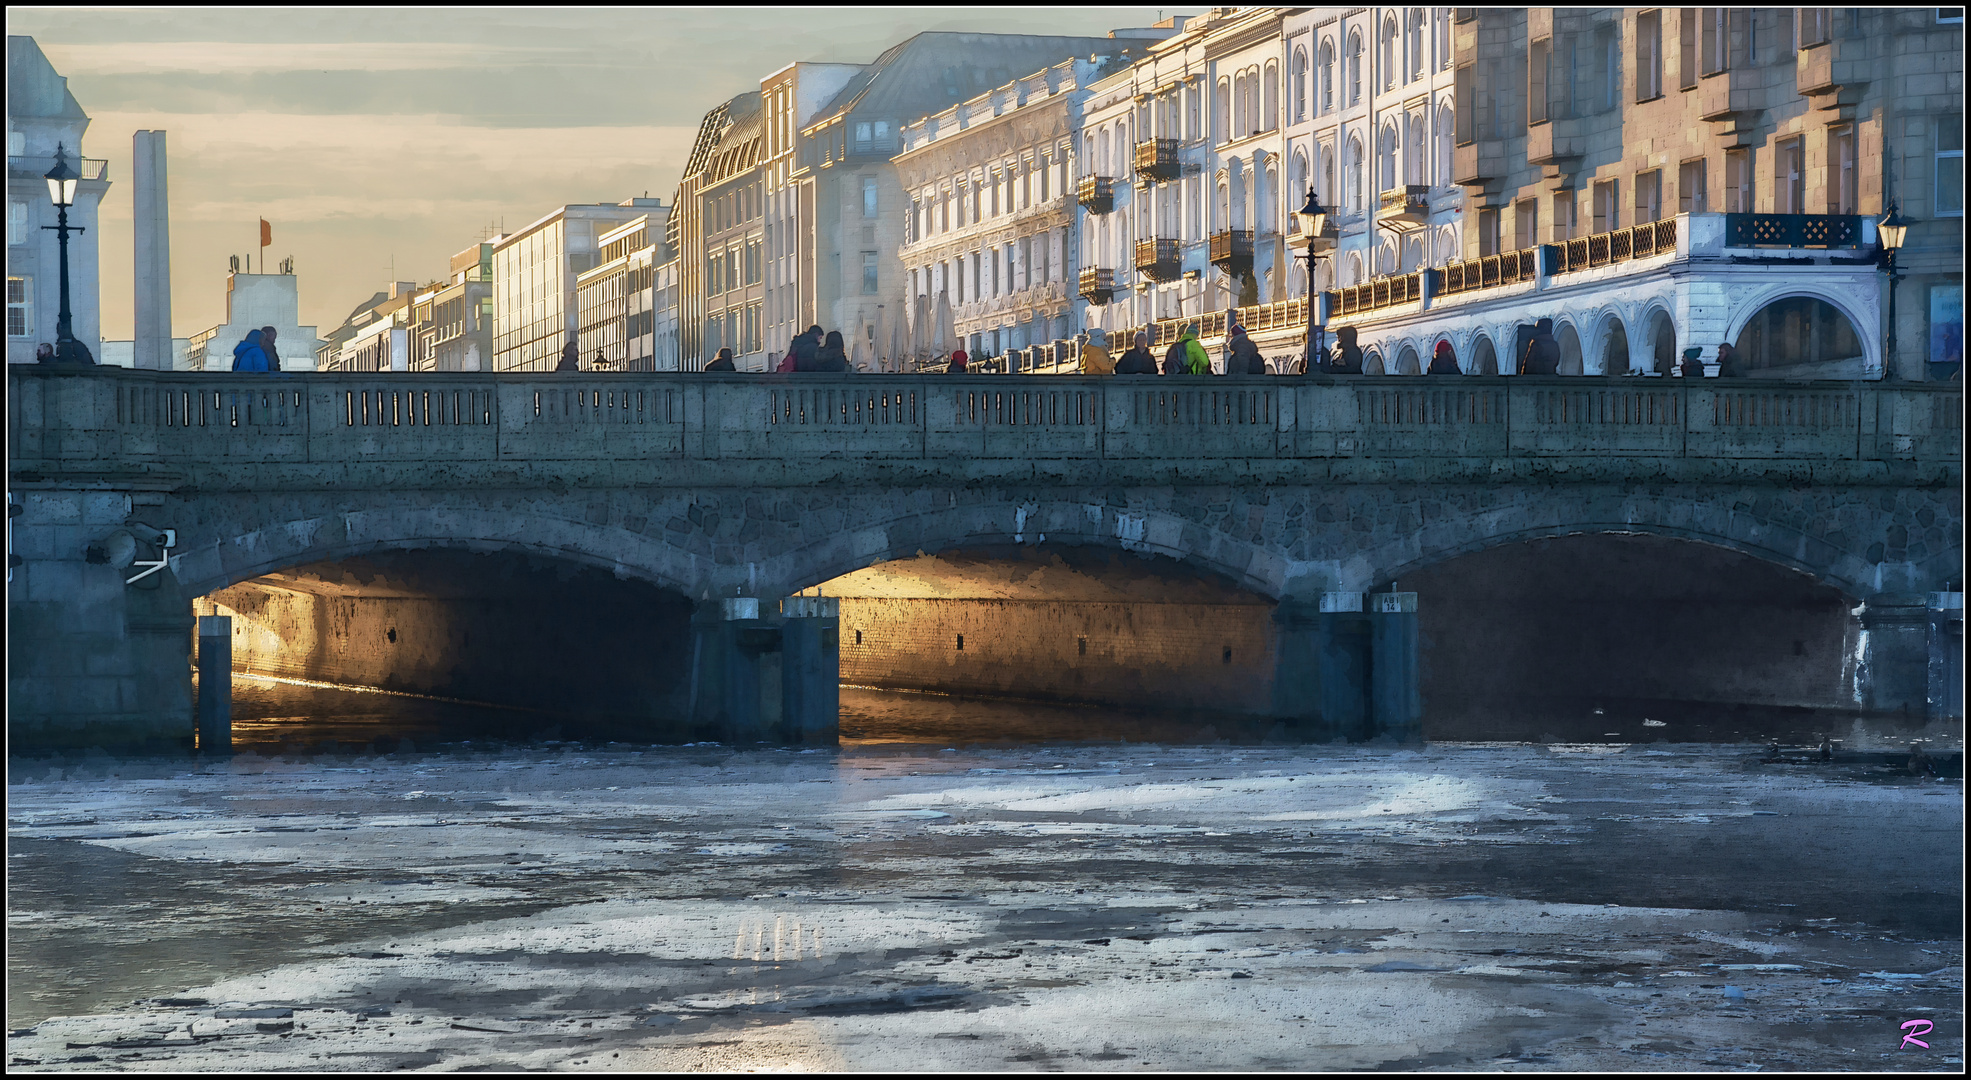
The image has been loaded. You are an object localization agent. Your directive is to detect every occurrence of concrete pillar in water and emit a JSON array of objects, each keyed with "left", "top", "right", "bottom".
[
  {"left": 779, "top": 595, "right": 840, "bottom": 745},
  {"left": 1317, "top": 592, "right": 1373, "bottom": 743},
  {"left": 1855, "top": 596, "right": 1932, "bottom": 720},
  {"left": 691, "top": 597, "right": 783, "bottom": 743},
  {"left": 196, "top": 614, "right": 232, "bottom": 755},
  {"left": 1928, "top": 592, "right": 1964, "bottom": 722},
  {"left": 1269, "top": 597, "right": 1323, "bottom": 735},
  {"left": 1371, "top": 591, "right": 1422, "bottom": 743}
]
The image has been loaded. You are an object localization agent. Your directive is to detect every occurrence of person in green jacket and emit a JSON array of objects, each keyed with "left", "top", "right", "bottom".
[{"left": 1166, "top": 324, "right": 1212, "bottom": 375}]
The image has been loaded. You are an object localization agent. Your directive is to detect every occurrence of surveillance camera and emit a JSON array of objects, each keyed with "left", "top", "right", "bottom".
[
  {"left": 125, "top": 522, "right": 172, "bottom": 548},
  {"left": 86, "top": 529, "right": 140, "bottom": 570}
]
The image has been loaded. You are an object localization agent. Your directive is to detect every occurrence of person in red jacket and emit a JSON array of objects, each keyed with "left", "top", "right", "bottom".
[{"left": 945, "top": 349, "right": 969, "bottom": 373}]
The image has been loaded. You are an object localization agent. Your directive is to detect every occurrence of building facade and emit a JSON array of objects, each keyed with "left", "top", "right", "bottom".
[
  {"left": 491, "top": 199, "right": 661, "bottom": 372},
  {"left": 410, "top": 241, "right": 495, "bottom": 372},
  {"left": 576, "top": 215, "right": 668, "bottom": 370},
  {"left": 898, "top": 54, "right": 1128, "bottom": 367},
  {"left": 184, "top": 271, "right": 327, "bottom": 371},
  {"left": 7, "top": 36, "right": 108, "bottom": 364},
  {"left": 760, "top": 63, "right": 868, "bottom": 363},
  {"left": 314, "top": 282, "right": 416, "bottom": 372}
]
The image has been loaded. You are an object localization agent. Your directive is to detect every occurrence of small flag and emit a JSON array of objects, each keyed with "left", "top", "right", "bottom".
[{"left": 260, "top": 218, "right": 272, "bottom": 247}]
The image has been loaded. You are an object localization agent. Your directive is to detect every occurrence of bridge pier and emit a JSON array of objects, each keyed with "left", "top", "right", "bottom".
[
  {"left": 689, "top": 596, "right": 839, "bottom": 745},
  {"left": 1270, "top": 592, "right": 1418, "bottom": 743}
]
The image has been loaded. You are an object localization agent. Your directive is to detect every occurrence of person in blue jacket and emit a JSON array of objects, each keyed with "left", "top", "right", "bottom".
[{"left": 231, "top": 328, "right": 270, "bottom": 372}]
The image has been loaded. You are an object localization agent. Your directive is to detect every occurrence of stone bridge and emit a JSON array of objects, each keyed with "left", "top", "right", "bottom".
[{"left": 6, "top": 367, "right": 1961, "bottom": 751}]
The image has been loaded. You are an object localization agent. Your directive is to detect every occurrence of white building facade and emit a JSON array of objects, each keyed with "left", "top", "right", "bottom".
[
  {"left": 7, "top": 36, "right": 108, "bottom": 364},
  {"left": 491, "top": 199, "right": 660, "bottom": 372}
]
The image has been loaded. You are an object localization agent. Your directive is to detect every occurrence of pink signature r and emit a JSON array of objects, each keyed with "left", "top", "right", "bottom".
[{"left": 1900, "top": 1019, "right": 1933, "bottom": 1050}]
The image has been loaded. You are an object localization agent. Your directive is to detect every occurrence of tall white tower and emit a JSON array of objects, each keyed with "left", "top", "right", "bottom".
[{"left": 132, "top": 129, "right": 171, "bottom": 368}]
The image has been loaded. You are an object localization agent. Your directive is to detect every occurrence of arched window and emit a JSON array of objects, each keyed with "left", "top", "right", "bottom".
[
  {"left": 1379, "top": 123, "right": 1398, "bottom": 194},
  {"left": 1346, "top": 250, "right": 1364, "bottom": 286},
  {"left": 1348, "top": 31, "right": 1363, "bottom": 104},
  {"left": 1320, "top": 140, "right": 1335, "bottom": 206},
  {"left": 1263, "top": 61, "right": 1280, "bottom": 131},
  {"left": 1289, "top": 150, "right": 1308, "bottom": 218},
  {"left": 1381, "top": 16, "right": 1398, "bottom": 92},
  {"left": 1319, "top": 39, "right": 1334, "bottom": 113},
  {"left": 1376, "top": 239, "right": 1397, "bottom": 277},
  {"left": 1436, "top": 101, "right": 1455, "bottom": 188},
  {"left": 1216, "top": 78, "right": 1231, "bottom": 143},
  {"left": 1436, "top": 9, "right": 1451, "bottom": 70},
  {"left": 1232, "top": 72, "right": 1248, "bottom": 137},
  {"left": 1346, "top": 135, "right": 1365, "bottom": 212},
  {"left": 1216, "top": 174, "right": 1231, "bottom": 233},
  {"left": 1292, "top": 47, "right": 1308, "bottom": 123},
  {"left": 1262, "top": 159, "right": 1278, "bottom": 235},
  {"left": 1407, "top": 110, "right": 1426, "bottom": 186},
  {"left": 1097, "top": 127, "right": 1111, "bottom": 177},
  {"left": 1229, "top": 160, "right": 1246, "bottom": 230},
  {"left": 1409, "top": 8, "right": 1426, "bottom": 81}
]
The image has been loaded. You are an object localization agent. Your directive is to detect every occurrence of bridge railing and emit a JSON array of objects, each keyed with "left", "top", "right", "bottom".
[{"left": 7, "top": 368, "right": 1960, "bottom": 468}]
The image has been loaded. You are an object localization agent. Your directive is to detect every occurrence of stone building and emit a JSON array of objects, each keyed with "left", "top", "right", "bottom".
[
  {"left": 759, "top": 62, "right": 869, "bottom": 364},
  {"left": 575, "top": 215, "right": 668, "bottom": 371},
  {"left": 7, "top": 36, "right": 108, "bottom": 365},
  {"left": 490, "top": 199, "right": 660, "bottom": 372},
  {"left": 410, "top": 241, "right": 496, "bottom": 372},
  {"left": 183, "top": 270, "right": 326, "bottom": 371},
  {"left": 314, "top": 282, "right": 412, "bottom": 371},
  {"left": 897, "top": 53, "right": 1131, "bottom": 366},
  {"left": 668, "top": 92, "right": 767, "bottom": 371},
  {"left": 1105, "top": 7, "right": 1962, "bottom": 382}
]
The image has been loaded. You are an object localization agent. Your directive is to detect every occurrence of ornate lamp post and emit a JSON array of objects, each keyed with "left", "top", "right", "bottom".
[
  {"left": 1295, "top": 187, "right": 1330, "bottom": 373},
  {"left": 41, "top": 145, "right": 94, "bottom": 365},
  {"left": 1876, "top": 203, "right": 1909, "bottom": 379}
]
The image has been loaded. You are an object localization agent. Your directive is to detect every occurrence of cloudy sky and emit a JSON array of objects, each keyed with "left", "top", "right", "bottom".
[{"left": 13, "top": 6, "right": 1168, "bottom": 341}]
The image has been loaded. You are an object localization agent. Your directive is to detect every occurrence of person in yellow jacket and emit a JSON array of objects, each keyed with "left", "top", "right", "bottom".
[
  {"left": 1080, "top": 327, "right": 1115, "bottom": 375},
  {"left": 1164, "top": 324, "right": 1212, "bottom": 374}
]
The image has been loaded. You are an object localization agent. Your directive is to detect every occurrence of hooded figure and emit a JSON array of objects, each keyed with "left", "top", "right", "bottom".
[
  {"left": 1114, "top": 331, "right": 1158, "bottom": 374},
  {"left": 1228, "top": 324, "right": 1265, "bottom": 375},
  {"left": 705, "top": 347, "right": 737, "bottom": 372},
  {"left": 1328, "top": 326, "right": 1364, "bottom": 374},
  {"left": 1427, "top": 339, "right": 1460, "bottom": 375},
  {"left": 1518, "top": 318, "right": 1561, "bottom": 375},
  {"left": 946, "top": 349, "right": 969, "bottom": 374},
  {"left": 1166, "top": 325, "right": 1209, "bottom": 374},
  {"left": 231, "top": 328, "right": 270, "bottom": 373},
  {"left": 1715, "top": 341, "right": 1745, "bottom": 378},
  {"left": 260, "top": 326, "right": 282, "bottom": 372},
  {"left": 1678, "top": 346, "right": 1705, "bottom": 378},
  {"left": 779, "top": 336, "right": 801, "bottom": 372},
  {"left": 1081, "top": 327, "right": 1115, "bottom": 375},
  {"left": 556, "top": 340, "right": 580, "bottom": 371},
  {"left": 816, "top": 329, "right": 850, "bottom": 372}
]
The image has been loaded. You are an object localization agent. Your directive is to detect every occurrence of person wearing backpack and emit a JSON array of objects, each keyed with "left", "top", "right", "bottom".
[{"left": 231, "top": 328, "right": 270, "bottom": 372}]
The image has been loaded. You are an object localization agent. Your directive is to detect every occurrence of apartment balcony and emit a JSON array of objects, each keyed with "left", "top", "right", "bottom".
[
  {"left": 1208, "top": 229, "right": 1254, "bottom": 276},
  {"left": 1452, "top": 140, "right": 1509, "bottom": 188},
  {"left": 1376, "top": 185, "right": 1432, "bottom": 229},
  {"left": 1134, "top": 238, "right": 1181, "bottom": 282},
  {"left": 1795, "top": 40, "right": 1870, "bottom": 114},
  {"left": 1078, "top": 267, "right": 1116, "bottom": 304},
  {"left": 1134, "top": 138, "right": 1181, "bottom": 184},
  {"left": 1722, "top": 213, "right": 1867, "bottom": 249},
  {"left": 1526, "top": 119, "right": 1583, "bottom": 171},
  {"left": 1697, "top": 67, "right": 1766, "bottom": 140},
  {"left": 1436, "top": 248, "right": 1540, "bottom": 297},
  {"left": 1544, "top": 219, "right": 1681, "bottom": 275},
  {"left": 1077, "top": 176, "right": 1115, "bottom": 214}
]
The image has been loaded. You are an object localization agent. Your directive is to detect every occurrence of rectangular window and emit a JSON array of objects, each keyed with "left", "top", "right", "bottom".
[
  {"left": 1478, "top": 208, "right": 1501, "bottom": 256},
  {"left": 1701, "top": 8, "right": 1726, "bottom": 74},
  {"left": 862, "top": 251, "right": 878, "bottom": 295},
  {"left": 1798, "top": 7, "right": 1831, "bottom": 44},
  {"left": 1679, "top": 157, "right": 1710, "bottom": 212},
  {"left": 1552, "top": 191, "right": 1577, "bottom": 241},
  {"left": 6, "top": 275, "right": 29, "bottom": 337},
  {"left": 854, "top": 122, "right": 872, "bottom": 151},
  {"left": 1635, "top": 169, "right": 1663, "bottom": 223},
  {"left": 1599, "top": 28, "right": 1620, "bottom": 112},
  {"left": 1939, "top": 116, "right": 1965, "bottom": 216},
  {"left": 1725, "top": 148, "right": 1753, "bottom": 212},
  {"left": 862, "top": 176, "right": 878, "bottom": 219},
  {"left": 1454, "top": 63, "right": 1475, "bottom": 144},
  {"left": 1637, "top": 10, "right": 1664, "bottom": 100},
  {"left": 873, "top": 120, "right": 890, "bottom": 149},
  {"left": 1514, "top": 197, "right": 1539, "bottom": 250},
  {"left": 1529, "top": 37, "right": 1551, "bottom": 124},
  {"left": 1680, "top": 8, "right": 1700, "bottom": 88},
  {"left": 6, "top": 200, "right": 27, "bottom": 247},
  {"left": 1592, "top": 179, "right": 1620, "bottom": 233},
  {"left": 1728, "top": 8, "right": 1749, "bottom": 68},
  {"left": 1776, "top": 137, "right": 1804, "bottom": 214},
  {"left": 1942, "top": 8, "right": 1967, "bottom": 23}
]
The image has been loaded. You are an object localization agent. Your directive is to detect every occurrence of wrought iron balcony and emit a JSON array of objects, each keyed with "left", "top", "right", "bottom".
[
  {"left": 1133, "top": 138, "right": 1180, "bottom": 183},
  {"left": 1076, "top": 176, "right": 1115, "bottom": 214},
  {"left": 1134, "top": 238, "right": 1181, "bottom": 282},
  {"left": 1078, "top": 267, "right": 1115, "bottom": 304},
  {"left": 1544, "top": 219, "right": 1681, "bottom": 275},
  {"left": 1723, "top": 213, "right": 1865, "bottom": 249},
  {"left": 1325, "top": 272, "right": 1425, "bottom": 318},
  {"left": 1437, "top": 248, "right": 1539, "bottom": 297},
  {"left": 1376, "top": 185, "right": 1432, "bottom": 228},
  {"left": 1209, "top": 229, "right": 1254, "bottom": 275}
]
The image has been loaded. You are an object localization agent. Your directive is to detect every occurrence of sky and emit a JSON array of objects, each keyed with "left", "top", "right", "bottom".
[{"left": 11, "top": 5, "right": 1170, "bottom": 342}]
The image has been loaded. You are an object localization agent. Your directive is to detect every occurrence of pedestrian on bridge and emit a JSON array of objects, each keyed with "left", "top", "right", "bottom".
[
  {"left": 1080, "top": 328, "right": 1114, "bottom": 375},
  {"left": 231, "top": 328, "right": 271, "bottom": 373},
  {"left": 34, "top": 342, "right": 54, "bottom": 363},
  {"left": 705, "top": 348, "right": 737, "bottom": 372},
  {"left": 1115, "top": 331, "right": 1157, "bottom": 374},
  {"left": 792, "top": 325, "right": 825, "bottom": 371},
  {"left": 556, "top": 340, "right": 580, "bottom": 371},
  {"left": 945, "top": 349, "right": 969, "bottom": 373},
  {"left": 1327, "top": 326, "right": 1364, "bottom": 374},
  {"left": 1679, "top": 347, "right": 1705, "bottom": 378},
  {"left": 261, "top": 326, "right": 282, "bottom": 372},
  {"left": 1715, "top": 341, "right": 1746, "bottom": 378},
  {"left": 1518, "top": 318, "right": 1560, "bottom": 376},
  {"left": 1228, "top": 324, "right": 1265, "bottom": 375},
  {"left": 1427, "top": 339, "right": 1460, "bottom": 375},
  {"left": 1167, "top": 325, "right": 1210, "bottom": 375},
  {"left": 816, "top": 330, "right": 851, "bottom": 372}
]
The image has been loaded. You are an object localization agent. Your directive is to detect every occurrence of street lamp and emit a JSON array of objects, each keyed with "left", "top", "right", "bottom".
[
  {"left": 1296, "top": 187, "right": 1330, "bottom": 374},
  {"left": 1877, "top": 203, "right": 1910, "bottom": 379},
  {"left": 41, "top": 145, "right": 94, "bottom": 365}
]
